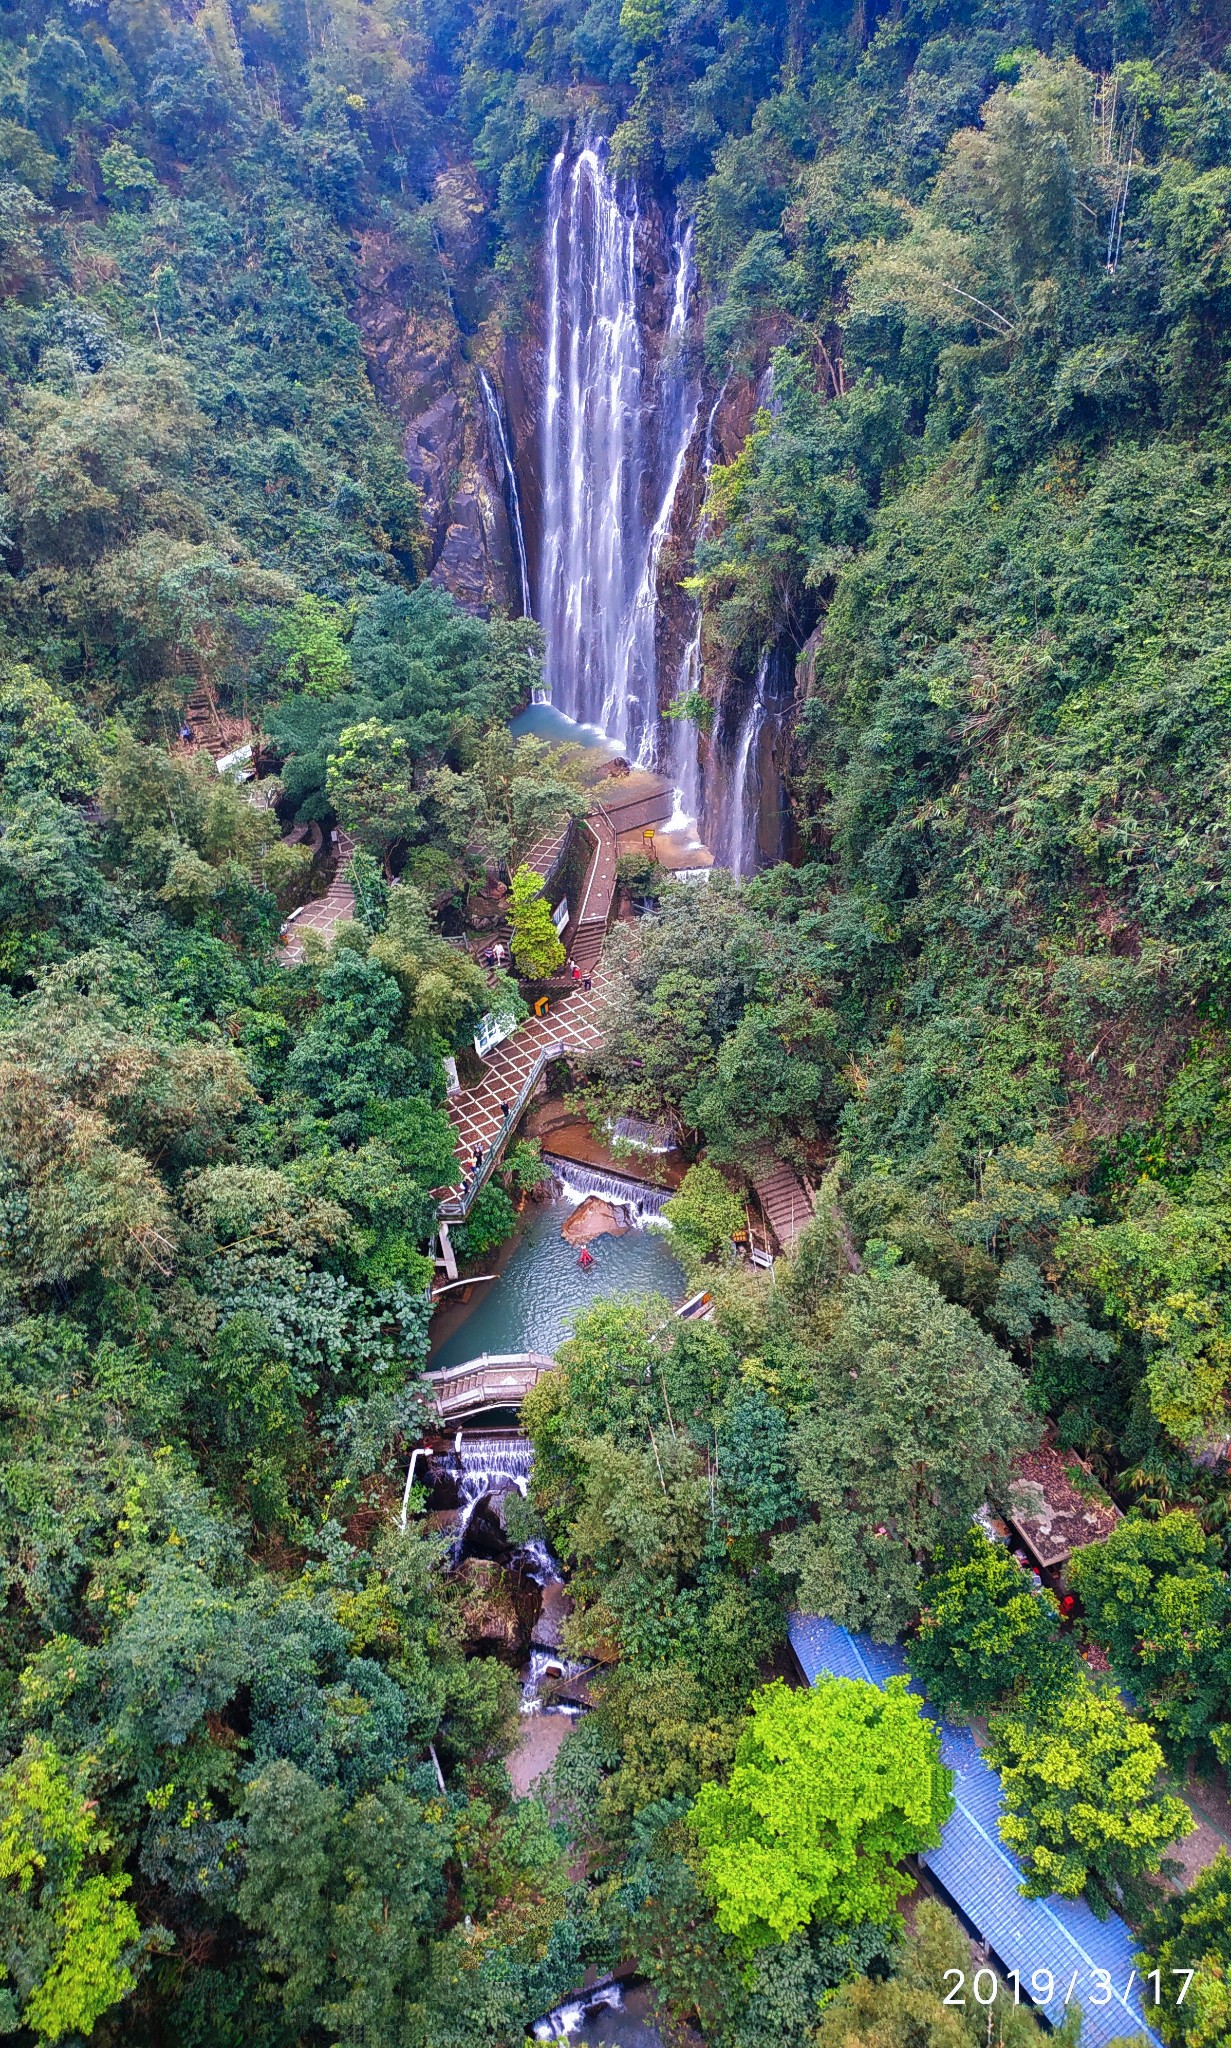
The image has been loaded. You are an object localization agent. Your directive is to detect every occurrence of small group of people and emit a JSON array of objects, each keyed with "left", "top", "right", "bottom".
[{"left": 480, "top": 941, "right": 507, "bottom": 969}]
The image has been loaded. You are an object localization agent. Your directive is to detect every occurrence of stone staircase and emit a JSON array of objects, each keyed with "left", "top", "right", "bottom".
[{"left": 280, "top": 830, "right": 356, "bottom": 961}]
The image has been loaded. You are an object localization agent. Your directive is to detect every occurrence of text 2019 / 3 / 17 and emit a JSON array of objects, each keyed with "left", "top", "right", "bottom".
[{"left": 942, "top": 1967, "right": 1196, "bottom": 2010}]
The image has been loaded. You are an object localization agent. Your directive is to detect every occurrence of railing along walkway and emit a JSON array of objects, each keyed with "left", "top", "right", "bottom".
[
  {"left": 425, "top": 1351, "right": 556, "bottom": 1420},
  {"left": 440, "top": 809, "right": 618, "bottom": 1216}
]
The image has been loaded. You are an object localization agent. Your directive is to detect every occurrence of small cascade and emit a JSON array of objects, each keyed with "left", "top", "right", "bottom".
[
  {"left": 667, "top": 612, "right": 703, "bottom": 837},
  {"left": 477, "top": 368, "right": 531, "bottom": 617},
  {"left": 449, "top": 1434, "right": 533, "bottom": 1553},
  {"left": 712, "top": 640, "right": 793, "bottom": 879},
  {"left": 669, "top": 383, "right": 725, "bottom": 838},
  {"left": 611, "top": 1113, "right": 676, "bottom": 1153},
  {"left": 715, "top": 650, "right": 769, "bottom": 879},
  {"left": 533, "top": 1983, "right": 625, "bottom": 2042},
  {"left": 539, "top": 145, "right": 700, "bottom": 763},
  {"left": 544, "top": 1155, "right": 672, "bottom": 1218},
  {"left": 520, "top": 1647, "right": 589, "bottom": 1715},
  {"left": 520, "top": 1538, "right": 563, "bottom": 1585}
]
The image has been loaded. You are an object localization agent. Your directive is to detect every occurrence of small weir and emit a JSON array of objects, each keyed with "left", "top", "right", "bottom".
[
  {"left": 542, "top": 1155, "right": 671, "bottom": 1218},
  {"left": 449, "top": 1433, "right": 533, "bottom": 1554}
]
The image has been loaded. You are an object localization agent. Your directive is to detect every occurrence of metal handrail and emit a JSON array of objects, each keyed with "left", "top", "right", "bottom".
[
  {"left": 437, "top": 1038, "right": 567, "bottom": 1221},
  {"left": 436, "top": 804, "right": 616, "bottom": 1226}
]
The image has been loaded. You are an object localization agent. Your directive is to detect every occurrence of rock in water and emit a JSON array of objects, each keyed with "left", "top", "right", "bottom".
[
  {"left": 532, "top": 1582, "right": 573, "bottom": 1651},
  {"left": 455, "top": 1559, "right": 527, "bottom": 1655},
  {"left": 561, "top": 1195, "right": 628, "bottom": 1244}
]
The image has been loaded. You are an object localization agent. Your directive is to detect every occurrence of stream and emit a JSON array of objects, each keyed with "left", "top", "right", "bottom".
[{"left": 427, "top": 1179, "right": 684, "bottom": 1375}]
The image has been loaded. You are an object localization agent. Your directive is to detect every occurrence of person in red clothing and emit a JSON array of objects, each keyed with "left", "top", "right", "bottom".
[{"left": 578, "top": 1246, "right": 594, "bottom": 1269}]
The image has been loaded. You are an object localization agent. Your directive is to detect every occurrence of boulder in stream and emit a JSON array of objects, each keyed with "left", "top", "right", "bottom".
[
  {"left": 561, "top": 1196, "right": 628, "bottom": 1244},
  {"left": 455, "top": 1558, "right": 529, "bottom": 1655},
  {"left": 532, "top": 1581, "right": 573, "bottom": 1652}
]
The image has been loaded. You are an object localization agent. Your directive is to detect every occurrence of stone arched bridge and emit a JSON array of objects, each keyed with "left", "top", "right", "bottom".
[{"left": 425, "top": 1352, "right": 556, "bottom": 1422}]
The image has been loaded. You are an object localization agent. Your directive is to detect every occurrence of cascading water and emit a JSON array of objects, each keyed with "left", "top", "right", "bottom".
[
  {"left": 715, "top": 640, "right": 794, "bottom": 879},
  {"left": 713, "top": 651, "right": 769, "bottom": 879},
  {"left": 668, "top": 382, "right": 725, "bottom": 837},
  {"left": 542, "top": 1154, "right": 671, "bottom": 1218},
  {"left": 478, "top": 368, "right": 531, "bottom": 617},
  {"left": 449, "top": 1435, "right": 533, "bottom": 1556},
  {"left": 538, "top": 145, "right": 700, "bottom": 765}
]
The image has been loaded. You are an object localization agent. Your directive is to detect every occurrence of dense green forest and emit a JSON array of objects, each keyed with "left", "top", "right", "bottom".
[{"left": 3, "top": 0, "right": 1231, "bottom": 2039}]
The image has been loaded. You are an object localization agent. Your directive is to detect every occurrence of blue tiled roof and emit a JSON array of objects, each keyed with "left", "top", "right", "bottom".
[{"left": 789, "top": 1613, "right": 1160, "bottom": 2048}]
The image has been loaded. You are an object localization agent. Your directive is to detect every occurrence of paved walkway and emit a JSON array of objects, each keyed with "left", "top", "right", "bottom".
[
  {"left": 444, "top": 969, "right": 608, "bottom": 1183},
  {"left": 281, "top": 831, "right": 356, "bottom": 962}
]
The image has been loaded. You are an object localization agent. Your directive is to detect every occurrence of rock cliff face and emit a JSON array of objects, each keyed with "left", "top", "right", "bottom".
[{"left": 357, "top": 219, "right": 522, "bottom": 615}]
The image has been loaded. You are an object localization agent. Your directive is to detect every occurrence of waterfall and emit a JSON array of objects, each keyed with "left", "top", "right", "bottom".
[
  {"left": 539, "top": 145, "right": 700, "bottom": 765},
  {"left": 544, "top": 1154, "right": 672, "bottom": 1218},
  {"left": 448, "top": 1434, "right": 533, "bottom": 1554},
  {"left": 520, "top": 1647, "right": 588, "bottom": 1715},
  {"left": 477, "top": 368, "right": 531, "bottom": 617},
  {"left": 668, "top": 382, "right": 725, "bottom": 835},
  {"left": 716, "top": 651, "right": 769, "bottom": 879},
  {"left": 533, "top": 1984, "right": 625, "bottom": 2042},
  {"left": 712, "top": 641, "right": 793, "bottom": 880}
]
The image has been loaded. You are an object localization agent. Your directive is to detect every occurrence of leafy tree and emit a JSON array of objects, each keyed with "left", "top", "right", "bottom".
[
  {"left": 0, "top": 667, "right": 96, "bottom": 803},
  {"left": 814, "top": 1899, "right": 1075, "bottom": 2048},
  {"left": 1057, "top": 1180, "right": 1231, "bottom": 1451},
  {"left": 689, "top": 1675, "right": 952, "bottom": 1949},
  {"left": 98, "top": 141, "right": 158, "bottom": 202},
  {"left": 326, "top": 719, "right": 421, "bottom": 859},
  {"left": 911, "top": 1534, "right": 1077, "bottom": 1718},
  {"left": 237, "top": 1758, "right": 449, "bottom": 2042},
  {"left": 0, "top": 1738, "right": 143, "bottom": 2041},
  {"left": 1067, "top": 1512, "right": 1231, "bottom": 1769},
  {"left": 664, "top": 1161, "right": 746, "bottom": 1270},
  {"left": 268, "top": 595, "right": 352, "bottom": 697},
  {"left": 774, "top": 1263, "right": 1033, "bottom": 1640},
  {"left": 508, "top": 864, "right": 565, "bottom": 979},
  {"left": 1138, "top": 1849, "right": 1231, "bottom": 2048},
  {"left": 988, "top": 1680, "right": 1193, "bottom": 1911}
]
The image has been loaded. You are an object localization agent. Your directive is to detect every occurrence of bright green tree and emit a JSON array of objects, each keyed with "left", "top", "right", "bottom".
[
  {"left": 988, "top": 1681, "right": 1193, "bottom": 1909},
  {"left": 0, "top": 1739, "right": 142, "bottom": 2041},
  {"left": 508, "top": 864, "right": 565, "bottom": 979},
  {"left": 1138, "top": 1849, "right": 1231, "bottom": 2048},
  {"left": 689, "top": 1676, "right": 952, "bottom": 1950},
  {"left": 664, "top": 1162, "right": 745, "bottom": 1270},
  {"left": 911, "top": 1534, "right": 1077, "bottom": 1717},
  {"left": 269, "top": 595, "right": 353, "bottom": 697},
  {"left": 1067, "top": 1511, "right": 1231, "bottom": 1768},
  {"left": 325, "top": 720, "right": 421, "bottom": 857}
]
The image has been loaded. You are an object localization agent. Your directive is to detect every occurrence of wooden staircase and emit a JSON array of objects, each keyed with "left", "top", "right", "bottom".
[{"left": 751, "top": 1158, "right": 815, "bottom": 1254}]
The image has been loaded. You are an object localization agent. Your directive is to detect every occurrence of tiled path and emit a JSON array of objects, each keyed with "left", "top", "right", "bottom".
[{"left": 281, "top": 832, "right": 356, "bottom": 962}]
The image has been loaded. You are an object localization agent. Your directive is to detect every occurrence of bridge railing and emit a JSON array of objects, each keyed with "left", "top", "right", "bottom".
[{"left": 436, "top": 1040, "right": 567, "bottom": 1223}]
